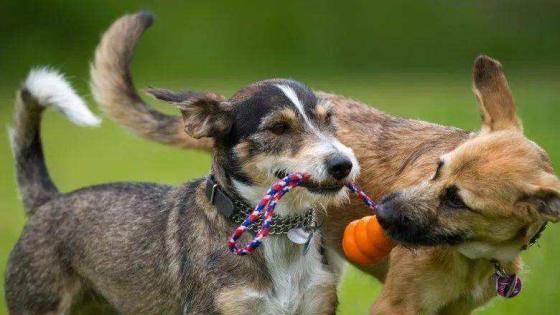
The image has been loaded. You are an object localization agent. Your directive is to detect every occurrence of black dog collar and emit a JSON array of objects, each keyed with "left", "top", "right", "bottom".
[{"left": 205, "top": 176, "right": 314, "bottom": 235}]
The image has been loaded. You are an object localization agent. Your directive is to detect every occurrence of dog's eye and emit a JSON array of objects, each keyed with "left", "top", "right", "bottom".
[
  {"left": 325, "top": 112, "right": 334, "bottom": 123},
  {"left": 443, "top": 186, "right": 467, "bottom": 209},
  {"left": 432, "top": 160, "right": 444, "bottom": 181},
  {"left": 268, "top": 122, "right": 290, "bottom": 135}
]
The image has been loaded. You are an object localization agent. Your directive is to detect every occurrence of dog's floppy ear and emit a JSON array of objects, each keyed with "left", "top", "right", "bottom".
[
  {"left": 526, "top": 173, "right": 560, "bottom": 222},
  {"left": 147, "top": 88, "right": 232, "bottom": 139},
  {"left": 531, "top": 190, "right": 560, "bottom": 222},
  {"left": 472, "top": 55, "right": 522, "bottom": 133}
]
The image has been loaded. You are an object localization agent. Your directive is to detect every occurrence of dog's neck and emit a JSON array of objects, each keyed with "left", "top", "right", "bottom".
[
  {"left": 458, "top": 241, "right": 522, "bottom": 264},
  {"left": 210, "top": 162, "right": 243, "bottom": 202},
  {"left": 441, "top": 246, "right": 521, "bottom": 286}
]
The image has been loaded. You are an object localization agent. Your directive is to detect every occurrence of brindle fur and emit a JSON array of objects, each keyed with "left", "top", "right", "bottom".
[
  {"left": 92, "top": 12, "right": 560, "bottom": 315},
  {"left": 5, "top": 84, "right": 342, "bottom": 314},
  {"left": 6, "top": 23, "right": 365, "bottom": 312}
]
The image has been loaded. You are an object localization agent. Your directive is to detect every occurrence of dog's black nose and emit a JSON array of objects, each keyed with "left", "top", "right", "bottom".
[
  {"left": 376, "top": 202, "right": 397, "bottom": 225},
  {"left": 376, "top": 194, "right": 400, "bottom": 225},
  {"left": 326, "top": 156, "right": 353, "bottom": 180}
]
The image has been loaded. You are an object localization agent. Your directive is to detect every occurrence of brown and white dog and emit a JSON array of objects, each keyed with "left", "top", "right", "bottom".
[{"left": 91, "top": 12, "right": 560, "bottom": 315}]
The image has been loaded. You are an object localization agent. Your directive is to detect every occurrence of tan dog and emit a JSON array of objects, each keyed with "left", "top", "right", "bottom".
[{"left": 91, "top": 13, "right": 560, "bottom": 315}]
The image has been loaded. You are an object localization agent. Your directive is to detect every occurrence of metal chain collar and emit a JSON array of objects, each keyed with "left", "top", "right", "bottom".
[{"left": 229, "top": 197, "right": 314, "bottom": 235}]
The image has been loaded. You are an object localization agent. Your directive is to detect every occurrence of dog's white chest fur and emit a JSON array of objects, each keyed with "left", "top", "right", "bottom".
[
  {"left": 257, "top": 235, "right": 336, "bottom": 315},
  {"left": 231, "top": 181, "right": 338, "bottom": 314}
]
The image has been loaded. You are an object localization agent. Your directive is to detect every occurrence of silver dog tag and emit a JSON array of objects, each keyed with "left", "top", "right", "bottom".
[{"left": 288, "top": 228, "right": 310, "bottom": 244}]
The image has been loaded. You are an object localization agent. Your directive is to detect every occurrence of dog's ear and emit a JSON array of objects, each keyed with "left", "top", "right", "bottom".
[
  {"left": 147, "top": 88, "right": 232, "bottom": 139},
  {"left": 472, "top": 55, "right": 522, "bottom": 133},
  {"left": 525, "top": 173, "right": 560, "bottom": 222},
  {"left": 530, "top": 190, "right": 560, "bottom": 222}
]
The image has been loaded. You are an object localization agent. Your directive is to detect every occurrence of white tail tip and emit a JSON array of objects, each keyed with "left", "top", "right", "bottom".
[{"left": 24, "top": 67, "right": 101, "bottom": 127}]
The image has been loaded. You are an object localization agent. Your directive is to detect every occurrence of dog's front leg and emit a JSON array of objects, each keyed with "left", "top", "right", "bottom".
[
  {"left": 369, "top": 248, "right": 450, "bottom": 315},
  {"left": 370, "top": 291, "right": 422, "bottom": 315}
]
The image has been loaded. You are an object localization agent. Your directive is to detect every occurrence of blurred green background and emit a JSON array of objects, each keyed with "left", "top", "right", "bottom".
[{"left": 1, "top": 1, "right": 559, "bottom": 314}]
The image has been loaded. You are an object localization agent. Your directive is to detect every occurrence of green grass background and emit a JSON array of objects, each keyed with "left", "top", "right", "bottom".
[
  {"left": 1, "top": 74, "right": 559, "bottom": 314},
  {"left": 1, "top": 1, "right": 560, "bottom": 313}
]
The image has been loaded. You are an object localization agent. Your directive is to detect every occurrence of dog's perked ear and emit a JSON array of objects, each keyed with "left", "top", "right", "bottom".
[
  {"left": 472, "top": 55, "right": 522, "bottom": 133},
  {"left": 147, "top": 88, "right": 232, "bottom": 139}
]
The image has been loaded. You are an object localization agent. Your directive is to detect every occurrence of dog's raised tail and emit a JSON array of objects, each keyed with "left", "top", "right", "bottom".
[
  {"left": 90, "top": 11, "right": 212, "bottom": 151},
  {"left": 9, "top": 68, "right": 100, "bottom": 215}
]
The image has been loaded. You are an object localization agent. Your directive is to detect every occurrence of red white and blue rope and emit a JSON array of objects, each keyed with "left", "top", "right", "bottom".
[
  {"left": 228, "top": 172, "right": 310, "bottom": 255},
  {"left": 346, "top": 182, "right": 378, "bottom": 212},
  {"left": 228, "top": 172, "right": 377, "bottom": 255}
]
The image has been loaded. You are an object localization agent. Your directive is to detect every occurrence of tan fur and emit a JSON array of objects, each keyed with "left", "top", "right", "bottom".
[
  {"left": 91, "top": 13, "right": 560, "bottom": 315},
  {"left": 358, "top": 56, "right": 560, "bottom": 314}
]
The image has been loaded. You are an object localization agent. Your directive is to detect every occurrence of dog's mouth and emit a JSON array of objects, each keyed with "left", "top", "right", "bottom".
[
  {"left": 377, "top": 216, "right": 468, "bottom": 247},
  {"left": 274, "top": 170, "right": 345, "bottom": 194}
]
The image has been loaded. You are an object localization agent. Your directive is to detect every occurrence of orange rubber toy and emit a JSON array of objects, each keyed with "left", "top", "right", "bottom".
[{"left": 342, "top": 215, "right": 394, "bottom": 265}]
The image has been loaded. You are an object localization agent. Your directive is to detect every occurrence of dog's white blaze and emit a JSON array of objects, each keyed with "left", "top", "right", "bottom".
[
  {"left": 275, "top": 84, "right": 318, "bottom": 132},
  {"left": 274, "top": 84, "right": 360, "bottom": 181}
]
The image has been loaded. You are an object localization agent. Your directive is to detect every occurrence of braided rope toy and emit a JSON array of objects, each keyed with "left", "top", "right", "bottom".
[
  {"left": 228, "top": 172, "right": 378, "bottom": 255},
  {"left": 346, "top": 183, "right": 378, "bottom": 211}
]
